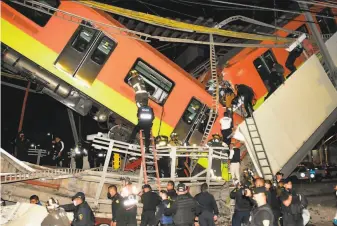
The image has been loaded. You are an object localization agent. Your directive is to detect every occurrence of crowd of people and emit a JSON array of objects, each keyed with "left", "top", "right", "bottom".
[{"left": 231, "top": 172, "right": 310, "bottom": 226}]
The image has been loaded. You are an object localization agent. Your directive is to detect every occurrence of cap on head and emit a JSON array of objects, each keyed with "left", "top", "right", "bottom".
[
  {"left": 177, "top": 183, "right": 187, "bottom": 192},
  {"left": 72, "top": 192, "right": 85, "bottom": 201}
]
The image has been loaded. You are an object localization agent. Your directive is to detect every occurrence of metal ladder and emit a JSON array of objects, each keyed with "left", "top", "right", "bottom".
[
  {"left": 139, "top": 130, "right": 161, "bottom": 190},
  {"left": 243, "top": 107, "right": 273, "bottom": 180},
  {"left": 200, "top": 34, "right": 219, "bottom": 145}
]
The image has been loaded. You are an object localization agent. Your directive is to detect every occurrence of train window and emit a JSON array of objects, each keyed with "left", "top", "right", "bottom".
[
  {"left": 125, "top": 59, "right": 174, "bottom": 105},
  {"left": 91, "top": 36, "right": 116, "bottom": 65},
  {"left": 5, "top": 0, "right": 60, "bottom": 27},
  {"left": 253, "top": 50, "right": 277, "bottom": 91},
  {"left": 316, "top": 8, "right": 337, "bottom": 34},
  {"left": 72, "top": 27, "right": 97, "bottom": 53},
  {"left": 182, "top": 98, "right": 203, "bottom": 125},
  {"left": 287, "top": 24, "right": 309, "bottom": 38}
]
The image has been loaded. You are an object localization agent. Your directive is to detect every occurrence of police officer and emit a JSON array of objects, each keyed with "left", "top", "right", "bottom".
[
  {"left": 234, "top": 84, "right": 255, "bottom": 117},
  {"left": 140, "top": 184, "right": 161, "bottom": 226},
  {"left": 120, "top": 180, "right": 138, "bottom": 226},
  {"left": 265, "top": 180, "right": 281, "bottom": 226},
  {"left": 230, "top": 181, "right": 254, "bottom": 226},
  {"left": 165, "top": 183, "right": 198, "bottom": 226},
  {"left": 108, "top": 185, "right": 123, "bottom": 226},
  {"left": 52, "top": 137, "right": 65, "bottom": 167},
  {"left": 167, "top": 181, "right": 177, "bottom": 201},
  {"left": 194, "top": 183, "right": 219, "bottom": 226},
  {"left": 60, "top": 192, "right": 95, "bottom": 226},
  {"left": 248, "top": 187, "right": 274, "bottom": 226}
]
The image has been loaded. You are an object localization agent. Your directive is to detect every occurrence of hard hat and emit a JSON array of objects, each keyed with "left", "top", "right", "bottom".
[
  {"left": 212, "top": 133, "right": 221, "bottom": 139},
  {"left": 170, "top": 132, "right": 178, "bottom": 139},
  {"left": 129, "top": 70, "right": 139, "bottom": 77}
]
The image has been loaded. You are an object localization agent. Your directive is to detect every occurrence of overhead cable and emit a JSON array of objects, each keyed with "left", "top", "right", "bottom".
[{"left": 209, "top": 0, "right": 337, "bottom": 20}]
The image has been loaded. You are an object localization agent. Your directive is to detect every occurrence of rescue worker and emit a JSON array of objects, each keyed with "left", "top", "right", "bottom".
[
  {"left": 52, "top": 137, "right": 65, "bottom": 167},
  {"left": 220, "top": 80, "right": 235, "bottom": 111},
  {"left": 169, "top": 133, "right": 189, "bottom": 177},
  {"left": 285, "top": 44, "right": 304, "bottom": 76},
  {"left": 30, "top": 195, "right": 42, "bottom": 206},
  {"left": 265, "top": 180, "right": 281, "bottom": 226},
  {"left": 248, "top": 187, "right": 274, "bottom": 226},
  {"left": 167, "top": 180, "right": 177, "bottom": 201},
  {"left": 235, "top": 84, "right": 255, "bottom": 117},
  {"left": 156, "top": 135, "right": 170, "bottom": 177},
  {"left": 140, "top": 184, "right": 161, "bottom": 226},
  {"left": 107, "top": 185, "right": 123, "bottom": 226},
  {"left": 165, "top": 183, "right": 198, "bottom": 226},
  {"left": 129, "top": 106, "right": 154, "bottom": 153},
  {"left": 229, "top": 143, "right": 241, "bottom": 184},
  {"left": 120, "top": 179, "right": 138, "bottom": 226},
  {"left": 194, "top": 183, "right": 219, "bottom": 226},
  {"left": 156, "top": 190, "right": 174, "bottom": 226},
  {"left": 230, "top": 181, "right": 254, "bottom": 226},
  {"left": 14, "top": 131, "right": 29, "bottom": 161},
  {"left": 60, "top": 192, "right": 95, "bottom": 226},
  {"left": 207, "top": 134, "right": 227, "bottom": 178},
  {"left": 127, "top": 70, "right": 149, "bottom": 108},
  {"left": 265, "top": 63, "right": 285, "bottom": 99},
  {"left": 219, "top": 112, "right": 233, "bottom": 146}
]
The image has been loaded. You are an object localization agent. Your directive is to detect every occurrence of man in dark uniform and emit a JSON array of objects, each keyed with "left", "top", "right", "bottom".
[
  {"left": 285, "top": 45, "right": 304, "bottom": 76},
  {"left": 165, "top": 183, "right": 198, "bottom": 226},
  {"left": 140, "top": 184, "right": 161, "bottom": 226},
  {"left": 14, "top": 131, "right": 29, "bottom": 161},
  {"left": 167, "top": 180, "right": 177, "bottom": 201},
  {"left": 120, "top": 180, "right": 138, "bottom": 226},
  {"left": 128, "top": 70, "right": 149, "bottom": 108},
  {"left": 194, "top": 183, "right": 219, "bottom": 226},
  {"left": 230, "top": 181, "right": 254, "bottom": 226},
  {"left": 235, "top": 84, "right": 255, "bottom": 117},
  {"left": 229, "top": 143, "right": 241, "bottom": 184},
  {"left": 265, "top": 63, "right": 285, "bottom": 99},
  {"left": 206, "top": 134, "right": 227, "bottom": 178},
  {"left": 60, "top": 192, "right": 95, "bottom": 226},
  {"left": 275, "top": 172, "right": 284, "bottom": 186},
  {"left": 248, "top": 187, "right": 274, "bottom": 226},
  {"left": 265, "top": 180, "right": 281, "bottom": 226},
  {"left": 108, "top": 185, "right": 123, "bottom": 226},
  {"left": 52, "top": 137, "right": 65, "bottom": 167}
]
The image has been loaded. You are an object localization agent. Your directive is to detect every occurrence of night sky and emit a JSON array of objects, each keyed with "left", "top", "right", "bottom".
[{"left": 0, "top": 80, "right": 105, "bottom": 153}]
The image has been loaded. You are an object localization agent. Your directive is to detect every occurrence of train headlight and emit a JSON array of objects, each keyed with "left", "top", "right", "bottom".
[{"left": 300, "top": 173, "right": 305, "bottom": 178}]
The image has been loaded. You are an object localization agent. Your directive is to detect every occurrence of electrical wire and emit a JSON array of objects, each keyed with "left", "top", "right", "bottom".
[
  {"left": 137, "top": 0, "right": 160, "bottom": 16},
  {"left": 292, "top": 0, "right": 337, "bottom": 9},
  {"left": 209, "top": 0, "right": 337, "bottom": 19},
  {"left": 139, "top": 0, "right": 199, "bottom": 19}
]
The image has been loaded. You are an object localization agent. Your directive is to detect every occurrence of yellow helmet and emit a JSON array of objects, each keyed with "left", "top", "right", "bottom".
[
  {"left": 170, "top": 132, "right": 178, "bottom": 140},
  {"left": 129, "top": 70, "right": 139, "bottom": 77},
  {"left": 212, "top": 133, "right": 221, "bottom": 140}
]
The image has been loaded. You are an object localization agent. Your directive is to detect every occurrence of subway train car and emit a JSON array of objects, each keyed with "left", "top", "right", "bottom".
[
  {"left": 219, "top": 6, "right": 337, "bottom": 109},
  {"left": 1, "top": 0, "right": 225, "bottom": 145}
]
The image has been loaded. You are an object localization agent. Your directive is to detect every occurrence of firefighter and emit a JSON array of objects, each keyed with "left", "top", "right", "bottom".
[
  {"left": 156, "top": 135, "right": 170, "bottom": 177},
  {"left": 60, "top": 192, "right": 95, "bottom": 226},
  {"left": 52, "top": 137, "right": 65, "bottom": 167},
  {"left": 169, "top": 133, "right": 189, "bottom": 177},
  {"left": 206, "top": 134, "right": 227, "bottom": 178},
  {"left": 107, "top": 185, "right": 123, "bottom": 226},
  {"left": 234, "top": 84, "right": 255, "bottom": 118},
  {"left": 127, "top": 70, "right": 148, "bottom": 108},
  {"left": 120, "top": 179, "right": 138, "bottom": 226}
]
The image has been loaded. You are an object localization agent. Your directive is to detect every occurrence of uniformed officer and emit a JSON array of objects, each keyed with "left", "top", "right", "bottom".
[
  {"left": 108, "top": 185, "right": 123, "bottom": 226},
  {"left": 120, "top": 180, "right": 138, "bottom": 226},
  {"left": 194, "top": 183, "right": 219, "bottom": 226},
  {"left": 248, "top": 187, "right": 274, "bottom": 226},
  {"left": 229, "top": 143, "right": 241, "bottom": 184},
  {"left": 285, "top": 44, "right": 303, "bottom": 76},
  {"left": 140, "top": 184, "right": 161, "bottom": 226},
  {"left": 60, "top": 192, "right": 95, "bottom": 226},
  {"left": 127, "top": 70, "right": 149, "bottom": 108}
]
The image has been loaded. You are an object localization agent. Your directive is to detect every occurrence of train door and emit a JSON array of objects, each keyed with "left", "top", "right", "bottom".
[
  {"left": 54, "top": 24, "right": 117, "bottom": 86},
  {"left": 253, "top": 50, "right": 278, "bottom": 92},
  {"left": 173, "top": 97, "right": 210, "bottom": 144}
]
